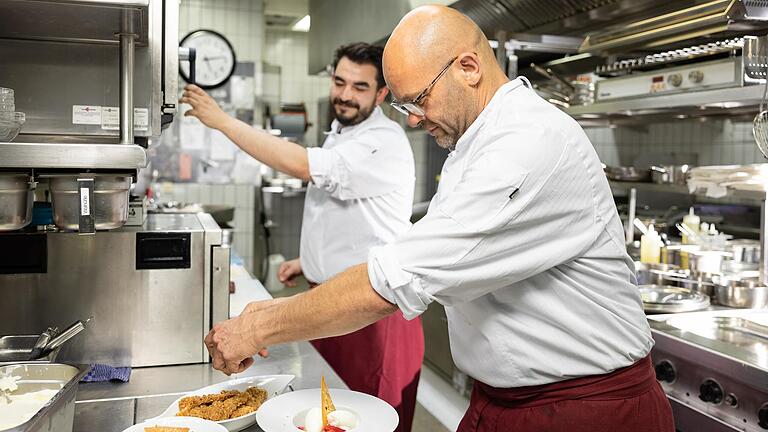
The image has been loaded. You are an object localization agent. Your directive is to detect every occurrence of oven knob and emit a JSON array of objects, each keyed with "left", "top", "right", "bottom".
[
  {"left": 654, "top": 360, "right": 676, "bottom": 383},
  {"left": 759, "top": 403, "right": 768, "bottom": 429},
  {"left": 699, "top": 379, "right": 724, "bottom": 404},
  {"left": 667, "top": 73, "right": 683, "bottom": 87},
  {"left": 689, "top": 70, "right": 704, "bottom": 83},
  {"left": 725, "top": 393, "right": 738, "bottom": 407}
]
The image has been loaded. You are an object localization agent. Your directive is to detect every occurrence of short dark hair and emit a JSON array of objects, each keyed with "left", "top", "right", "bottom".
[{"left": 332, "top": 42, "right": 385, "bottom": 89}]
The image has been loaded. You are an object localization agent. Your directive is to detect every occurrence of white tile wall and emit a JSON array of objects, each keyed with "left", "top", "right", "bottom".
[{"left": 585, "top": 119, "right": 766, "bottom": 167}]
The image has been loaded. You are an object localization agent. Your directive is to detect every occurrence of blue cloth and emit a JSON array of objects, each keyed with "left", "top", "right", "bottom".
[{"left": 80, "top": 364, "right": 131, "bottom": 382}]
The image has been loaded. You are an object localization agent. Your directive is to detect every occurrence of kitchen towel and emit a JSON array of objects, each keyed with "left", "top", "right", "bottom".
[{"left": 80, "top": 364, "right": 131, "bottom": 383}]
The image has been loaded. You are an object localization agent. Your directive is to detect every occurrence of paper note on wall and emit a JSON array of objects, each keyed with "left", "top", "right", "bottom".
[{"left": 179, "top": 106, "right": 206, "bottom": 150}]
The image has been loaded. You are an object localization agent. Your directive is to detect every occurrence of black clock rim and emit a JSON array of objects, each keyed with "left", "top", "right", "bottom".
[{"left": 179, "top": 29, "right": 237, "bottom": 90}]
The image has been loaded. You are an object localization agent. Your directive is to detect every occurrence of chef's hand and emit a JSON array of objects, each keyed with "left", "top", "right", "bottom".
[
  {"left": 278, "top": 258, "right": 303, "bottom": 287},
  {"left": 204, "top": 315, "right": 267, "bottom": 375},
  {"left": 180, "top": 84, "right": 231, "bottom": 130}
]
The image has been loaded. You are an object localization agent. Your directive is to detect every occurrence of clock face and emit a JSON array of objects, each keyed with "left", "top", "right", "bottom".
[{"left": 180, "top": 30, "right": 236, "bottom": 89}]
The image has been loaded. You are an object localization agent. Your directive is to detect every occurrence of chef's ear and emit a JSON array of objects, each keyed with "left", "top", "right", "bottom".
[
  {"left": 457, "top": 52, "right": 481, "bottom": 87},
  {"left": 375, "top": 86, "right": 389, "bottom": 106}
]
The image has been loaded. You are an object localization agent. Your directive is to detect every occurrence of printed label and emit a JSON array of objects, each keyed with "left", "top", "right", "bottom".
[
  {"left": 101, "top": 107, "right": 150, "bottom": 130},
  {"left": 72, "top": 105, "right": 102, "bottom": 125},
  {"left": 80, "top": 188, "right": 90, "bottom": 216}
]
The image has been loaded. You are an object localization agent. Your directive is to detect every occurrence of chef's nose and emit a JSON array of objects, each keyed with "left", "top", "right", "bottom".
[{"left": 340, "top": 85, "right": 354, "bottom": 101}]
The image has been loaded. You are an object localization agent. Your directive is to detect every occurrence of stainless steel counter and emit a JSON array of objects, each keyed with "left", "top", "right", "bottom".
[{"left": 73, "top": 261, "right": 347, "bottom": 432}]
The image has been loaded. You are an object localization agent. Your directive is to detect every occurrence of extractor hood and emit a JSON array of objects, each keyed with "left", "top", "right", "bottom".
[{"left": 579, "top": 0, "right": 768, "bottom": 55}]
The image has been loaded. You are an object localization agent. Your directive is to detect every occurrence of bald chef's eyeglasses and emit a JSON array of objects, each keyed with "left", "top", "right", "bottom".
[{"left": 390, "top": 56, "right": 458, "bottom": 117}]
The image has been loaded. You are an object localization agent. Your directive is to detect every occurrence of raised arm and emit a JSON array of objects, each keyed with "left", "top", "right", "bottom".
[{"left": 181, "top": 84, "right": 310, "bottom": 181}]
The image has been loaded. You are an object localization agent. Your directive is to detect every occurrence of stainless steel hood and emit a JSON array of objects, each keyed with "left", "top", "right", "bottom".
[{"left": 579, "top": 0, "right": 768, "bottom": 55}]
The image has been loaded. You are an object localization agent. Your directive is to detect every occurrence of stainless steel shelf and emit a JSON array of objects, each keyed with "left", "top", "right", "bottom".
[
  {"left": 565, "top": 86, "right": 763, "bottom": 118},
  {"left": 0, "top": 143, "right": 147, "bottom": 170},
  {"left": 609, "top": 180, "right": 768, "bottom": 203},
  {"left": 0, "top": 0, "right": 149, "bottom": 45}
]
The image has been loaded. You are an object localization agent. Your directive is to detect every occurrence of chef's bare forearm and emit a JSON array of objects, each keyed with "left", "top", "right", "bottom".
[
  {"left": 254, "top": 264, "right": 398, "bottom": 345},
  {"left": 220, "top": 117, "right": 311, "bottom": 181}
]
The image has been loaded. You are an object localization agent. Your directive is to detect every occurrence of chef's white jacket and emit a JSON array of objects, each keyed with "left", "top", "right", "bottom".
[
  {"left": 367, "top": 78, "right": 654, "bottom": 388},
  {"left": 301, "top": 106, "right": 415, "bottom": 284}
]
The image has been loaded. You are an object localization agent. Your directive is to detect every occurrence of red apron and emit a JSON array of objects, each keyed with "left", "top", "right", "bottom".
[
  {"left": 311, "top": 311, "right": 424, "bottom": 432},
  {"left": 457, "top": 355, "right": 674, "bottom": 432}
]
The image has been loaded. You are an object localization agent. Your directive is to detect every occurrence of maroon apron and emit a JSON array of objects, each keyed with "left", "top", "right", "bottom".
[
  {"left": 457, "top": 355, "right": 674, "bottom": 432},
  {"left": 311, "top": 310, "right": 424, "bottom": 432}
]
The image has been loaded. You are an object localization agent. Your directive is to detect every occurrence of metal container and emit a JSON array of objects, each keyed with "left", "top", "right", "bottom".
[
  {"left": 635, "top": 262, "right": 681, "bottom": 285},
  {"left": 49, "top": 175, "right": 130, "bottom": 230},
  {"left": 726, "top": 239, "right": 760, "bottom": 270},
  {"left": 604, "top": 165, "right": 651, "bottom": 182},
  {"left": 0, "top": 174, "right": 34, "bottom": 231},
  {"left": 713, "top": 274, "right": 768, "bottom": 308},
  {"left": 687, "top": 250, "right": 730, "bottom": 274},
  {"left": 0, "top": 363, "right": 89, "bottom": 432},
  {"left": 638, "top": 284, "right": 710, "bottom": 314},
  {"left": 0, "top": 336, "right": 60, "bottom": 366},
  {"left": 650, "top": 164, "right": 691, "bottom": 185}
]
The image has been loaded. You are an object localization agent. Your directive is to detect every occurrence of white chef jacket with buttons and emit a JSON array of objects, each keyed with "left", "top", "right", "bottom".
[
  {"left": 367, "top": 78, "right": 654, "bottom": 388},
  {"left": 301, "top": 106, "right": 415, "bottom": 284}
]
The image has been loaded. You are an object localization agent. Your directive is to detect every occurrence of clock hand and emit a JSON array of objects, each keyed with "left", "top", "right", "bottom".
[{"left": 203, "top": 55, "right": 226, "bottom": 61}]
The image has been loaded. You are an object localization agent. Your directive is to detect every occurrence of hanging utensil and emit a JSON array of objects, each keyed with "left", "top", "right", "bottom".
[
  {"left": 634, "top": 218, "right": 649, "bottom": 236},
  {"left": 747, "top": 36, "right": 768, "bottom": 158}
]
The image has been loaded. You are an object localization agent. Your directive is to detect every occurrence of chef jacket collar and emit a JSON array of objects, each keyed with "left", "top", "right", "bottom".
[{"left": 324, "top": 106, "right": 384, "bottom": 136}]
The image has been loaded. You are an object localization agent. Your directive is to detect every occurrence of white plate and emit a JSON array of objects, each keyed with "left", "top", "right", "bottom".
[
  {"left": 256, "top": 388, "right": 399, "bottom": 432},
  {"left": 123, "top": 416, "right": 228, "bottom": 432},
  {"left": 150, "top": 374, "right": 295, "bottom": 432}
]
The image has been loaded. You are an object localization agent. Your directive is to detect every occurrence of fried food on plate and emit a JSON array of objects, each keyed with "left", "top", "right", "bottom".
[
  {"left": 176, "top": 386, "right": 267, "bottom": 421},
  {"left": 144, "top": 427, "right": 189, "bottom": 432}
]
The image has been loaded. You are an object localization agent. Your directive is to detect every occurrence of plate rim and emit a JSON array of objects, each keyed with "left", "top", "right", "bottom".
[{"left": 255, "top": 387, "right": 399, "bottom": 432}]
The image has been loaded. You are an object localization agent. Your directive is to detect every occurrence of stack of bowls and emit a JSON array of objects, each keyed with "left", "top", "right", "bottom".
[{"left": 0, "top": 87, "right": 25, "bottom": 142}]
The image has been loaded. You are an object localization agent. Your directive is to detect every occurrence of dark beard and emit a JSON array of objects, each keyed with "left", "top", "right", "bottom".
[{"left": 332, "top": 97, "right": 374, "bottom": 126}]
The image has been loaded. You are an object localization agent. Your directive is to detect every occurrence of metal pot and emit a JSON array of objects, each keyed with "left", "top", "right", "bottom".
[
  {"left": 0, "top": 173, "right": 35, "bottom": 231},
  {"left": 687, "top": 250, "right": 730, "bottom": 274},
  {"left": 650, "top": 164, "right": 692, "bottom": 185},
  {"left": 635, "top": 262, "right": 681, "bottom": 285},
  {"left": 49, "top": 175, "right": 131, "bottom": 231},
  {"left": 714, "top": 276, "right": 768, "bottom": 308}
]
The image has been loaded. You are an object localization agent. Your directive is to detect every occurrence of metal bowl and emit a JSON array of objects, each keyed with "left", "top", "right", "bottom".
[
  {"left": 713, "top": 273, "right": 768, "bottom": 308},
  {"left": 639, "top": 284, "right": 710, "bottom": 314},
  {"left": 49, "top": 175, "right": 131, "bottom": 231},
  {"left": 0, "top": 173, "right": 35, "bottom": 231}
]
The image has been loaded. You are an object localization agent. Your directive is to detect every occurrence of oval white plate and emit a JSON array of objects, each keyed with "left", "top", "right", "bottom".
[
  {"left": 123, "top": 416, "right": 227, "bottom": 432},
  {"left": 150, "top": 374, "right": 295, "bottom": 432},
  {"left": 256, "top": 388, "right": 399, "bottom": 432}
]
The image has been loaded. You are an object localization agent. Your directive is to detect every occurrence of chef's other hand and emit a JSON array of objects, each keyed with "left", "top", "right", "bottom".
[
  {"left": 278, "top": 258, "right": 303, "bottom": 287},
  {"left": 180, "top": 84, "right": 230, "bottom": 130},
  {"left": 204, "top": 316, "right": 265, "bottom": 375}
]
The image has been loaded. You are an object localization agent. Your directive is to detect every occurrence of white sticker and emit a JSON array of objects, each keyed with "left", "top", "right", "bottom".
[
  {"left": 101, "top": 106, "right": 120, "bottom": 130},
  {"left": 80, "top": 188, "right": 90, "bottom": 216},
  {"left": 72, "top": 105, "right": 102, "bottom": 125},
  {"left": 101, "top": 107, "right": 150, "bottom": 130},
  {"left": 134, "top": 108, "right": 149, "bottom": 131}
]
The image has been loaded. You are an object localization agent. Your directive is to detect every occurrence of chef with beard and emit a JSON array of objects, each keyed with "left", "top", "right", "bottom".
[{"left": 181, "top": 42, "right": 423, "bottom": 432}]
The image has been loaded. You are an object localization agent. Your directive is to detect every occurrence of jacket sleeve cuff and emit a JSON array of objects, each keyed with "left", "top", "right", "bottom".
[{"left": 367, "top": 245, "right": 434, "bottom": 320}]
